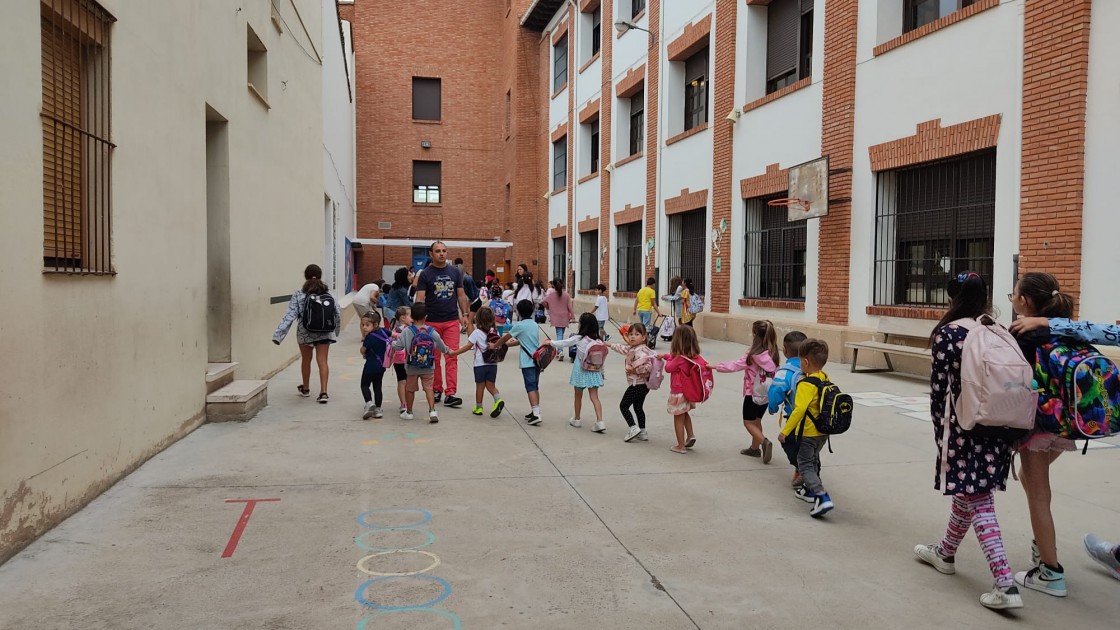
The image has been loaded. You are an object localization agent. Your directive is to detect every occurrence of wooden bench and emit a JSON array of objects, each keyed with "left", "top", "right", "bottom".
[{"left": 846, "top": 317, "right": 934, "bottom": 373}]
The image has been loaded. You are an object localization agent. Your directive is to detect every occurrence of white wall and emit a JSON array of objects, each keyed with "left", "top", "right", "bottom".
[{"left": 323, "top": 1, "right": 356, "bottom": 293}]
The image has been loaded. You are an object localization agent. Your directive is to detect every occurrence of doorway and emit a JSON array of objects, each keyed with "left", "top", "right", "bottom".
[
  {"left": 205, "top": 106, "right": 231, "bottom": 363},
  {"left": 472, "top": 248, "right": 486, "bottom": 284}
]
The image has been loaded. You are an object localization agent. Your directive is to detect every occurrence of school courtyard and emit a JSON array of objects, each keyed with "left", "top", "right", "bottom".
[{"left": 0, "top": 334, "right": 1116, "bottom": 630}]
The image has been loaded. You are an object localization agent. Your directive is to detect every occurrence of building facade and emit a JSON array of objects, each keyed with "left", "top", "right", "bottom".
[
  {"left": 0, "top": 0, "right": 352, "bottom": 562},
  {"left": 523, "top": 0, "right": 1117, "bottom": 356}
]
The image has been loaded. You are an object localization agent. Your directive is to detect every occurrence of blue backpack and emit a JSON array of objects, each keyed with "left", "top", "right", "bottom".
[{"left": 1033, "top": 339, "right": 1120, "bottom": 446}]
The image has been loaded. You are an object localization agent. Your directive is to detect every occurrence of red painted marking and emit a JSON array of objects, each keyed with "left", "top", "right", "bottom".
[{"left": 221, "top": 498, "right": 280, "bottom": 558}]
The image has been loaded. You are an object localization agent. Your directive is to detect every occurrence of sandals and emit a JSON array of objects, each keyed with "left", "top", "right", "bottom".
[
  {"left": 297, "top": 385, "right": 311, "bottom": 397},
  {"left": 317, "top": 392, "right": 329, "bottom": 404}
]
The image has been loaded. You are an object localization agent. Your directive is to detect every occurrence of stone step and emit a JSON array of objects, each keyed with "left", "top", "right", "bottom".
[
  {"left": 205, "top": 362, "right": 239, "bottom": 394},
  {"left": 206, "top": 380, "right": 267, "bottom": 423}
]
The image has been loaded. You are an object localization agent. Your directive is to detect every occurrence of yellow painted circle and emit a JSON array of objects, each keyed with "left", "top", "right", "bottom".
[{"left": 356, "top": 550, "right": 441, "bottom": 577}]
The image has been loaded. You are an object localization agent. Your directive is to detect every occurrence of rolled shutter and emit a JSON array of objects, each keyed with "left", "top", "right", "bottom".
[
  {"left": 413, "top": 161, "right": 441, "bottom": 187},
  {"left": 766, "top": 0, "right": 799, "bottom": 82}
]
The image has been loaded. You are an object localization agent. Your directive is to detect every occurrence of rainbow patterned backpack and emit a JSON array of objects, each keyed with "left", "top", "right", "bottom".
[{"left": 1033, "top": 339, "right": 1120, "bottom": 448}]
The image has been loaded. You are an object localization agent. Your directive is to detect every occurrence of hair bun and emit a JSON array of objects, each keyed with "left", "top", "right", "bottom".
[{"left": 1051, "top": 289, "right": 1059, "bottom": 296}]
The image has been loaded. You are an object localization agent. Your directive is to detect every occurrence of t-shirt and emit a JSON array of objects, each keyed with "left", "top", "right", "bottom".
[
  {"left": 354, "top": 283, "right": 380, "bottom": 308},
  {"left": 636, "top": 286, "right": 656, "bottom": 311},
  {"left": 594, "top": 295, "right": 609, "bottom": 322},
  {"left": 467, "top": 329, "right": 492, "bottom": 367},
  {"left": 417, "top": 264, "right": 464, "bottom": 323},
  {"left": 362, "top": 330, "right": 390, "bottom": 369},
  {"left": 509, "top": 320, "right": 541, "bottom": 369}
]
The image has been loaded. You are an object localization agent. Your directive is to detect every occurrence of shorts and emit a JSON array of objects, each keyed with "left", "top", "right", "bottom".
[
  {"left": 393, "top": 363, "right": 407, "bottom": 382},
  {"left": 1017, "top": 431, "right": 1076, "bottom": 454},
  {"left": 406, "top": 373, "right": 434, "bottom": 393},
  {"left": 667, "top": 393, "right": 695, "bottom": 416},
  {"left": 521, "top": 366, "right": 540, "bottom": 392},
  {"left": 470, "top": 300, "right": 482, "bottom": 313},
  {"left": 474, "top": 364, "right": 498, "bottom": 384},
  {"left": 742, "top": 397, "right": 768, "bottom": 421}
]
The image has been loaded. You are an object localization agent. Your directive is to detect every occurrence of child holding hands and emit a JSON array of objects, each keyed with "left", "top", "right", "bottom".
[
  {"left": 608, "top": 322, "right": 656, "bottom": 442},
  {"left": 663, "top": 326, "right": 707, "bottom": 454},
  {"left": 716, "top": 320, "right": 778, "bottom": 462},
  {"left": 769, "top": 331, "right": 807, "bottom": 486},
  {"left": 777, "top": 339, "right": 834, "bottom": 517}
]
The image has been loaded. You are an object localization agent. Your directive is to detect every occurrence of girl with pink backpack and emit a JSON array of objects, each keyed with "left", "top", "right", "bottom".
[
  {"left": 608, "top": 322, "right": 659, "bottom": 443},
  {"left": 662, "top": 326, "right": 712, "bottom": 454},
  {"left": 550, "top": 313, "right": 609, "bottom": 433}
]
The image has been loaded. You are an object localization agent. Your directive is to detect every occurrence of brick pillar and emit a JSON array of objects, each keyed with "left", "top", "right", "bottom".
[
  {"left": 817, "top": 0, "right": 858, "bottom": 326},
  {"left": 1020, "top": 0, "right": 1091, "bottom": 311},
  {"left": 599, "top": 1, "right": 614, "bottom": 287},
  {"left": 709, "top": 0, "right": 737, "bottom": 313},
  {"left": 643, "top": 0, "right": 661, "bottom": 280}
]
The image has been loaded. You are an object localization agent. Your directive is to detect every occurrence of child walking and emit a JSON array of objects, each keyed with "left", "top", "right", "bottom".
[
  {"left": 594, "top": 284, "right": 610, "bottom": 340},
  {"left": 389, "top": 306, "right": 412, "bottom": 414},
  {"left": 716, "top": 320, "right": 779, "bottom": 462},
  {"left": 777, "top": 339, "right": 834, "bottom": 517},
  {"left": 358, "top": 312, "right": 390, "bottom": 419},
  {"left": 608, "top": 322, "right": 656, "bottom": 442},
  {"left": 663, "top": 326, "right": 706, "bottom": 454},
  {"left": 448, "top": 306, "right": 506, "bottom": 418},
  {"left": 498, "top": 300, "right": 544, "bottom": 425},
  {"left": 390, "top": 303, "right": 452, "bottom": 423},
  {"left": 768, "top": 331, "right": 808, "bottom": 486},
  {"left": 551, "top": 313, "right": 607, "bottom": 433}
]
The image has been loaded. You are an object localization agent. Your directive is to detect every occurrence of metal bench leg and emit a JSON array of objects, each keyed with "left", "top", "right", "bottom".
[
  {"left": 850, "top": 348, "right": 858, "bottom": 373},
  {"left": 850, "top": 349, "right": 896, "bottom": 374}
]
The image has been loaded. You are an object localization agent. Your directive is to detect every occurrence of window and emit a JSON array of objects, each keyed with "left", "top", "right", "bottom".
[
  {"left": 247, "top": 23, "right": 268, "bottom": 101},
  {"left": 629, "top": 90, "right": 645, "bottom": 156},
  {"left": 766, "top": 0, "right": 813, "bottom": 94},
  {"left": 743, "top": 195, "right": 807, "bottom": 301},
  {"left": 552, "top": 236, "right": 567, "bottom": 282},
  {"left": 412, "top": 77, "right": 441, "bottom": 121},
  {"left": 616, "top": 222, "right": 643, "bottom": 292},
  {"left": 589, "top": 120, "right": 600, "bottom": 174},
  {"left": 631, "top": 0, "right": 647, "bottom": 19},
  {"left": 580, "top": 231, "right": 599, "bottom": 289},
  {"left": 591, "top": 7, "right": 601, "bottom": 57},
  {"left": 553, "top": 138, "right": 567, "bottom": 190},
  {"left": 668, "top": 210, "right": 707, "bottom": 295},
  {"left": 41, "top": 0, "right": 115, "bottom": 274},
  {"left": 684, "top": 48, "right": 709, "bottom": 131},
  {"left": 412, "top": 161, "right": 441, "bottom": 204},
  {"left": 873, "top": 150, "right": 996, "bottom": 307},
  {"left": 554, "top": 35, "right": 568, "bottom": 92},
  {"left": 905, "top": 0, "right": 975, "bottom": 33}
]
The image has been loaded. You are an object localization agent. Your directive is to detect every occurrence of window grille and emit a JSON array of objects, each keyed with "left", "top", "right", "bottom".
[
  {"left": 668, "top": 209, "right": 707, "bottom": 294},
  {"left": 616, "top": 222, "right": 643, "bottom": 292},
  {"left": 580, "top": 230, "right": 598, "bottom": 290},
  {"left": 743, "top": 195, "right": 807, "bottom": 301},
  {"left": 41, "top": 0, "right": 116, "bottom": 274},
  {"left": 873, "top": 150, "right": 996, "bottom": 307}
]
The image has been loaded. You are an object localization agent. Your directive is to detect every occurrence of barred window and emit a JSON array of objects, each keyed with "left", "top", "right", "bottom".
[
  {"left": 668, "top": 209, "right": 707, "bottom": 294},
  {"left": 552, "top": 236, "right": 567, "bottom": 282},
  {"left": 743, "top": 195, "right": 807, "bottom": 301},
  {"left": 616, "top": 221, "right": 643, "bottom": 292},
  {"left": 873, "top": 150, "right": 996, "bottom": 307},
  {"left": 580, "top": 230, "right": 599, "bottom": 290},
  {"left": 41, "top": 0, "right": 115, "bottom": 274}
]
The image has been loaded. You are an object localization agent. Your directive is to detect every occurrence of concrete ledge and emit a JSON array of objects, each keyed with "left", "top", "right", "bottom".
[
  {"left": 206, "top": 380, "right": 268, "bottom": 423},
  {"left": 205, "top": 362, "right": 238, "bottom": 394}
]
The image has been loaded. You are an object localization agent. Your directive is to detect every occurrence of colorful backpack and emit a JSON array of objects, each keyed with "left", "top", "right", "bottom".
[
  {"left": 581, "top": 340, "right": 609, "bottom": 372},
  {"left": 1033, "top": 339, "right": 1120, "bottom": 444},
  {"left": 800, "top": 377, "right": 854, "bottom": 435},
  {"left": 407, "top": 325, "right": 436, "bottom": 370},
  {"left": 490, "top": 298, "right": 510, "bottom": 323},
  {"left": 481, "top": 328, "right": 508, "bottom": 363},
  {"left": 645, "top": 353, "right": 665, "bottom": 391},
  {"left": 687, "top": 293, "right": 704, "bottom": 315},
  {"left": 679, "top": 356, "right": 714, "bottom": 403},
  {"left": 952, "top": 316, "right": 1038, "bottom": 431}
]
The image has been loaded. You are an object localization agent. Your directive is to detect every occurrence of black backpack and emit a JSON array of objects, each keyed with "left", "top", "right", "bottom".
[
  {"left": 481, "top": 328, "right": 509, "bottom": 363},
  {"left": 797, "top": 376, "right": 853, "bottom": 441},
  {"left": 302, "top": 293, "right": 337, "bottom": 333}
]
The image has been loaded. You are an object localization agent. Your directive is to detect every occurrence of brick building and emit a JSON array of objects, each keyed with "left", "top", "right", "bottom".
[
  {"left": 521, "top": 0, "right": 1118, "bottom": 368},
  {"left": 343, "top": 0, "right": 548, "bottom": 285}
]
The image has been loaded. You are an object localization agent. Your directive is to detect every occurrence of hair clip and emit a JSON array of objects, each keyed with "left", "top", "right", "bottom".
[
  {"left": 955, "top": 271, "right": 979, "bottom": 283},
  {"left": 1051, "top": 289, "right": 1059, "bottom": 296}
]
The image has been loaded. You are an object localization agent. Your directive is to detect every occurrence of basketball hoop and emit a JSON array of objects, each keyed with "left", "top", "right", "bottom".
[{"left": 767, "top": 197, "right": 811, "bottom": 213}]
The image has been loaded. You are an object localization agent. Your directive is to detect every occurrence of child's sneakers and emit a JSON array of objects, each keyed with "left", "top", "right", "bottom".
[
  {"left": 913, "top": 544, "right": 956, "bottom": 575},
  {"left": 1083, "top": 533, "right": 1120, "bottom": 581},
  {"left": 401, "top": 411, "right": 414, "bottom": 420},
  {"left": 1015, "top": 564, "right": 1067, "bottom": 597},
  {"left": 372, "top": 406, "right": 383, "bottom": 419},
  {"left": 429, "top": 410, "right": 439, "bottom": 424},
  {"left": 793, "top": 486, "right": 816, "bottom": 503},
  {"left": 568, "top": 418, "right": 582, "bottom": 428},
  {"left": 809, "top": 493, "right": 833, "bottom": 517},
  {"left": 979, "top": 584, "right": 1023, "bottom": 610},
  {"left": 636, "top": 429, "right": 648, "bottom": 441},
  {"left": 472, "top": 406, "right": 484, "bottom": 416},
  {"left": 490, "top": 399, "right": 505, "bottom": 418},
  {"left": 790, "top": 472, "right": 803, "bottom": 488},
  {"left": 592, "top": 421, "right": 606, "bottom": 433},
  {"left": 624, "top": 426, "right": 642, "bottom": 442},
  {"left": 362, "top": 402, "right": 375, "bottom": 420},
  {"left": 526, "top": 414, "right": 542, "bottom": 426}
]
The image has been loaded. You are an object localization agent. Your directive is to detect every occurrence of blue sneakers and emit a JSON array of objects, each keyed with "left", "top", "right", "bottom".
[
  {"left": 810, "top": 493, "right": 834, "bottom": 517},
  {"left": 1015, "top": 563, "right": 1067, "bottom": 597}
]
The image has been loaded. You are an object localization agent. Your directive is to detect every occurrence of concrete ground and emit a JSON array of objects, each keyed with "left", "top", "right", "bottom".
[{"left": 2, "top": 330, "right": 1119, "bottom": 630}]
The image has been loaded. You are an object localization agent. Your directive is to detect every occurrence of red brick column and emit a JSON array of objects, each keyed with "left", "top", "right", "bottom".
[
  {"left": 644, "top": 0, "right": 661, "bottom": 279},
  {"left": 1020, "top": 0, "right": 1091, "bottom": 311},
  {"left": 709, "top": 0, "right": 737, "bottom": 312},
  {"left": 599, "top": 1, "right": 614, "bottom": 286},
  {"left": 817, "top": 0, "right": 858, "bottom": 326}
]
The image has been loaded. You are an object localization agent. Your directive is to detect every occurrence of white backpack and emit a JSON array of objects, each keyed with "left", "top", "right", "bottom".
[{"left": 950, "top": 316, "right": 1037, "bottom": 431}]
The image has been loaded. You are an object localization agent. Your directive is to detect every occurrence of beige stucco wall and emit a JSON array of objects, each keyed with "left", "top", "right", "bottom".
[{"left": 0, "top": 0, "right": 324, "bottom": 561}]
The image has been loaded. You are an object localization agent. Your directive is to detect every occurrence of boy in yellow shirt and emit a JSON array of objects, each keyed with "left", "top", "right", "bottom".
[
  {"left": 632, "top": 277, "right": 661, "bottom": 329},
  {"left": 777, "top": 339, "right": 834, "bottom": 517}
]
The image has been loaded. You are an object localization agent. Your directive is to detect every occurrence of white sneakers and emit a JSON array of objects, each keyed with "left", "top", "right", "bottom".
[
  {"left": 568, "top": 418, "right": 606, "bottom": 433},
  {"left": 400, "top": 410, "right": 414, "bottom": 420},
  {"left": 979, "top": 585, "right": 1023, "bottom": 610},
  {"left": 568, "top": 418, "right": 582, "bottom": 428},
  {"left": 592, "top": 421, "right": 606, "bottom": 433},
  {"left": 913, "top": 544, "right": 956, "bottom": 575},
  {"left": 362, "top": 402, "right": 375, "bottom": 420},
  {"left": 624, "top": 426, "right": 642, "bottom": 442}
]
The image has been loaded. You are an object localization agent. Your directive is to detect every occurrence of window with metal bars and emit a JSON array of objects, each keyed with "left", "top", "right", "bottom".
[
  {"left": 616, "top": 222, "right": 643, "bottom": 292},
  {"left": 553, "top": 138, "right": 567, "bottom": 191},
  {"left": 905, "top": 0, "right": 975, "bottom": 33},
  {"left": 41, "top": 0, "right": 115, "bottom": 274},
  {"left": 684, "top": 47, "right": 709, "bottom": 131},
  {"left": 873, "top": 150, "right": 996, "bottom": 307},
  {"left": 552, "top": 236, "right": 567, "bottom": 282},
  {"left": 765, "top": 0, "right": 813, "bottom": 94},
  {"left": 668, "top": 210, "right": 707, "bottom": 295},
  {"left": 554, "top": 35, "right": 568, "bottom": 91},
  {"left": 743, "top": 195, "right": 807, "bottom": 301},
  {"left": 629, "top": 90, "right": 644, "bottom": 156},
  {"left": 580, "top": 231, "right": 599, "bottom": 290}
]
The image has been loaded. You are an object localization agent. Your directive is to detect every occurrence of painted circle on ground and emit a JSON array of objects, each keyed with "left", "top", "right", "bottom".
[
  {"left": 354, "top": 575, "right": 452, "bottom": 611},
  {"left": 356, "top": 550, "right": 441, "bottom": 577},
  {"left": 356, "top": 508, "right": 431, "bottom": 529},
  {"left": 356, "top": 607, "right": 461, "bottom": 630},
  {"left": 355, "top": 527, "right": 435, "bottom": 552}
]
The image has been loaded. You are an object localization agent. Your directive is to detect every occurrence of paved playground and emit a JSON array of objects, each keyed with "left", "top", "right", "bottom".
[{"left": 1, "top": 333, "right": 1118, "bottom": 629}]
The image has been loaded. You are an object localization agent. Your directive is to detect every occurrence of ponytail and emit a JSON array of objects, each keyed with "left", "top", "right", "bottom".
[
  {"left": 302, "top": 263, "right": 329, "bottom": 295},
  {"left": 1017, "top": 272, "right": 1074, "bottom": 319}
]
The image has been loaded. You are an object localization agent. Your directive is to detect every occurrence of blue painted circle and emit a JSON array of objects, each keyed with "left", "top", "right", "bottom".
[
  {"left": 356, "top": 608, "right": 461, "bottom": 630},
  {"left": 355, "top": 527, "right": 435, "bottom": 552},
  {"left": 356, "top": 508, "right": 432, "bottom": 529},
  {"left": 354, "top": 575, "right": 452, "bottom": 611}
]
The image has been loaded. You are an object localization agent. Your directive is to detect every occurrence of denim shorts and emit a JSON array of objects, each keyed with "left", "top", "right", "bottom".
[
  {"left": 474, "top": 364, "right": 498, "bottom": 384},
  {"left": 521, "top": 366, "right": 540, "bottom": 392}
]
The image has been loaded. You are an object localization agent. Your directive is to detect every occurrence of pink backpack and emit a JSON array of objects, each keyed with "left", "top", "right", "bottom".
[
  {"left": 645, "top": 353, "right": 665, "bottom": 390},
  {"left": 951, "top": 316, "right": 1037, "bottom": 431},
  {"left": 581, "top": 340, "right": 609, "bottom": 372},
  {"left": 679, "top": 356, "right": 714, "bottom": 403}
]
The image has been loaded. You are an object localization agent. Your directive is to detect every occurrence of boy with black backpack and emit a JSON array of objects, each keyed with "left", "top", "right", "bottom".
[{"left": 390, "top": 303, "right": 452, "bottom": 423}]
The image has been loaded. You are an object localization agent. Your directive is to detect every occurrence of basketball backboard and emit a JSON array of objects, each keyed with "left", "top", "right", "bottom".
[{"left": 785, "top": 156, "right": 829, "bottom": 221}]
